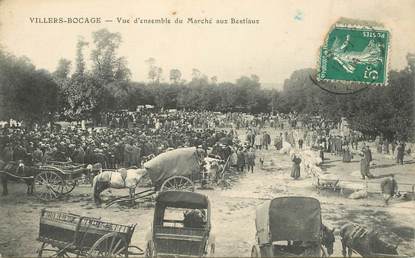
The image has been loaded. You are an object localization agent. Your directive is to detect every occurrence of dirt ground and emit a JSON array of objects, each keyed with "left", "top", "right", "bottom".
[{"left": 1, "top": 133, "right": 414, "bottom": 257}]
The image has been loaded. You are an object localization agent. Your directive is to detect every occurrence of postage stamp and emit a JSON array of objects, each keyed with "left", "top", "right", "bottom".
[{"left": 317, "top": 23, "right": 390, "bottom": 87}]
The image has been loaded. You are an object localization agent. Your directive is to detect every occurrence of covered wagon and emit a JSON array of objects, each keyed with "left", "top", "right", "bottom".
[
  {"left": 251, "top": 197, "right": 323, "bottom": 257},
  {"left": 144, "top": 147, "right": 204, "bottom": 192},
  {"left": 145, "top": 191, "right": 215, "bottom": 257}
]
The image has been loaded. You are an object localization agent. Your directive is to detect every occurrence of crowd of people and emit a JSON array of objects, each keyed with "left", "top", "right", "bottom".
[
  {"left": 0, "top": 110, "right": 312, "bottom": 170},
  {"left": 0, "top": 111, "right": 241, "bottom": 169},
  {"left": 0, "top": 110, "right": 410, "bottom": 180}
]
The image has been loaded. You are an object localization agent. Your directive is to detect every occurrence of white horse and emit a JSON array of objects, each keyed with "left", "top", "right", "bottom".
[
  {"left": 92, "top": 160, "right": 218, "bottom": 205},
  {"left": 92, "top": 167, "right": 147, "bottom": 205}
]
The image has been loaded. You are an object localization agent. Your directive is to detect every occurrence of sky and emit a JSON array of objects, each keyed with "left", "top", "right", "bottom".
[{"left": 0, "top": 0, "right": 414, "bottom": 86}]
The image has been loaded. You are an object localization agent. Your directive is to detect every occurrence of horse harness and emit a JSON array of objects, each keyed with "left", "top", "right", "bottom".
[{"left": 108, "top": 168, "right": 129, "bottom": 188}]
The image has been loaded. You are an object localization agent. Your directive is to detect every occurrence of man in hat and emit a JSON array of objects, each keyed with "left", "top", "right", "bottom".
[
  {"left": 359, "top": 146, "right": 374, "bottom": 179},
  {"left": 245, "top": 147, "right": 256, "bottom": 173},
  {"left": 236, "top": 147, "right": 246, "bottom": 172},
  {"left": 396, "top": 143, "right": 405, "bottom": 165},
  {"left": 298, "top": 138, "right": 304, "bottom": 149},
  {"left": 94, "top": 148, "right": 107, "bottom": 169},
  {"left": 274, "top": 133, "right": 283, "bottom": 150},
  {"left": 364, "top": 144, "right": 373, "bottom": 166},
  {"left": 72, "top": 145, "right": 85, "bottom": 164},
  {"left": 380, "top": 174, "right": 398, "bottom": 206},
  {"left": 114, "top": 142, "right": 124, "bottom": 168},
  {"left": 2, "top": 143, "right": 14, "bottom": 163},
  {"left": 32, "top": 145, "right": 43, "bottom": 165},
  {"left": 246, "top": 129, "right": 254, "bottom": 147},
  {"left": 262, "top": 131, "right": 271, "bottom": 150},
  {"left": 55, "top": 142, "right": 67, "bottom": 161},
  {"left": 123, "top": 141, "right": 134, "bottom": 167},
  {"left": 13, "top": 142, "right": 27, "bottom": 162},
  {"left": 43, "top": 144, "right": 53, "bottom": 163},
  {"left": 255, "top": 132, "right": 263, "bottom": 150}
]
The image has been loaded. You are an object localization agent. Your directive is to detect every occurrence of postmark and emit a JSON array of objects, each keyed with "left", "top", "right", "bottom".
[{"left": 316, "top": 20, "right": 390, "bottom": 94}]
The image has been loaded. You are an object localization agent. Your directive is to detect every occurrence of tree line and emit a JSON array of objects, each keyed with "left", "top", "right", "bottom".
[{"left": 0, "top": 29, "right": 413, "bottom": 141}]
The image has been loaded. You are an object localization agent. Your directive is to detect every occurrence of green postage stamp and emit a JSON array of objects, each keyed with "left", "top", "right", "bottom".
[{"left": 318, "top": 23, "right": 390, "bottom": 86}]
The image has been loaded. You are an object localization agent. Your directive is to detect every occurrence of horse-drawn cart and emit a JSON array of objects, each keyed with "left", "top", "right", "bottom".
[
  {"left": 312, "top": 173, "right": 341, "bottom": 193},
  {"left": 102, "top": 147, "right": 209, "bottom": 207},
  {"left": 0, "top": 160, "right": 100, "bottom": 201},
  {"left": 35, "top": 161, "right": 100, "bottom": 201},
  {"left": 144, "top": 191, "right": 215, "bottom": 257},
  {"left": 251, "top": 197, "right": 333, "bottom": 257},
  {"left": 37, "top": 209, "right": 143, "bottom": 257},
  {"left": 145, "top": 147, "right": 206, "bottom": 192}
]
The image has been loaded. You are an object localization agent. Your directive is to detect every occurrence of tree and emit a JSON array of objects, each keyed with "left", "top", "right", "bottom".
[
  {"left": 191, "top": 68, "right": 201, "bottom": 80},
  {"left": 53, "top": 58, "right": 71, "bottom": 82},
  {"left": 235, "top": 75, "right": 261, "bottom": 112},
  {"left": 210, "top": 76, "right": 218, "bottom": 85},
  {"left": 0, "top": 49, "right": 58, "bottom": 125},
  {"left": 190, "top": 68, "right": 209, "bottom": 88},
  {"left": 276, "top": 64, "right": 414, "bottom": 141},
  {"left": 146, "top": 57, "right": 162, "bottom": 84},
  {"left": 52, "top": 58, "right": 72, "bottom": 115},
  {"left": 169, "top": 69, "right": 182, "bottom": 84},
  {"left": 88, "top": 29, "right": 131, "bottom": 122},
  {"left": 60, "top": 29, "right": 132, "bottom": 121},
  {"left": 62, "top": 37, "right": 99, "bottom": 120},
  {"left": 91, "top": 29, "right": 130, "bottom": 84},
  {"left": 74, "top": 37, "right": 88, "bottom": 76}
]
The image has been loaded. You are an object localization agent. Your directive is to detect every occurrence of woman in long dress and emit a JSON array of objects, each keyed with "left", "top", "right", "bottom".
[
  {"left": 342, "top": 146, "right": 353, "bottom": 162},
  {"left": 290, "top": 154, "right": 301, "bottom": 179}
]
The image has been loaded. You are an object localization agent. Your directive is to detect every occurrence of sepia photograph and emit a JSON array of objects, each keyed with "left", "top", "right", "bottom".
[{"left": 0, "top": 0, "right": 414, "bottom": 257}]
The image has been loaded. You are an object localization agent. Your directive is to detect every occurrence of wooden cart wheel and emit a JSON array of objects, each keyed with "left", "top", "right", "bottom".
[
  {"left": 37, "top": 242, "right": 69, "bottom": 257},
  {"left": 160, "top": 176, "right": 195, "bottom": 192},
  {"left": 88, "top": 232, "right": 128, "bottom": 257},
  {"left": 251, "top": 245, "right": 260, "bottom": 258},
  {"left": 34, "top": 170, "right": 63, "bottom": 201},
  {"left": 37, "top": 242, "right": 47, "bottom": 258},
  {"left": 60, "top": 180, "right": 77, "bottom": 195}
]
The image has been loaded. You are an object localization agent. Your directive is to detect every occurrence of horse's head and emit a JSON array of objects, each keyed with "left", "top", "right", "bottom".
[
  {"left": 13, "top": 160, "right": 26, "bottom": 175},
  {"left": 322, "top": 225, "right": 335, "bottom": 256}
]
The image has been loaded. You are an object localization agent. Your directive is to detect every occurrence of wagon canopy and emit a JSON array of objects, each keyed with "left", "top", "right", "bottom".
[
  {"left": 255, "top": 197, "right": 321, "bottom": 244},
  {"left": 144, "top": 147, "right": 201, "bottom": 187},
  {"left": 156, "top": 191, "right": 209, "bottom": 209}
]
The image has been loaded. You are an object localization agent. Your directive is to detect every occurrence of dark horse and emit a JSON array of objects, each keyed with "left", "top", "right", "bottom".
[
  {"left": 0, "top": 159, "right": 36, "bottom": 196},
  {"left": 340, "top": 223, "right": 400, "bottom": 257},
  {"left": 321, "top": 224, "right": 336, "bottom": 257}
]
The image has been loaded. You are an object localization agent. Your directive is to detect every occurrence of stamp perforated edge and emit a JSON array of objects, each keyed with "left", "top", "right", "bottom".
[{"left": 316, "top": 21, "right": 391, "bottom": 87}]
